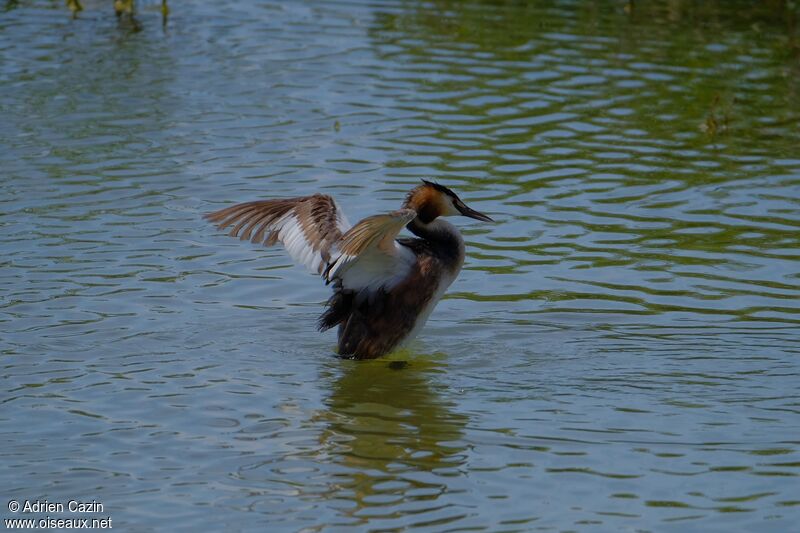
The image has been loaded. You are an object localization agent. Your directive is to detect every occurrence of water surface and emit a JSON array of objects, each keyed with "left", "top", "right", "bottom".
[{"left": 2, "top": 0, "right": 799, "bottom": 531}]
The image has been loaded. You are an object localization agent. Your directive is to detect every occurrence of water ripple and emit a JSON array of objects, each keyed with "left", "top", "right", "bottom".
[{"left": 1, "top": 0, "right": 799, "bottom": 531}]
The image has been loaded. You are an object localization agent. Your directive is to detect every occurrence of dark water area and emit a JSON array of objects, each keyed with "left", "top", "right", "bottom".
[{"left": 1, "top": 0, "right": 799, "bottom": 530}]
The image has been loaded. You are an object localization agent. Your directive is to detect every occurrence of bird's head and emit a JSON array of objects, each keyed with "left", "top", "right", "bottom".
[{"left": 404, "top": 180, "right": 493, "bottom": 224}]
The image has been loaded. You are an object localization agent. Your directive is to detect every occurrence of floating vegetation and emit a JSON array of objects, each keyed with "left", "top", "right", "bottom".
[
  {"left": 62, "top": 0, "right": 169, "bottom": 30},
  {"left": 65, "top": 0, "right": 81, "bottom": 16},
  {"left": 700, "top": 94, "right": 736, "bottom": 138}
]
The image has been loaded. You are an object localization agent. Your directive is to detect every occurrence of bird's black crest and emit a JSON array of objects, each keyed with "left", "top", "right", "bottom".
[{"left": 421, "top": 179, "right": 457, "bottom": 199}]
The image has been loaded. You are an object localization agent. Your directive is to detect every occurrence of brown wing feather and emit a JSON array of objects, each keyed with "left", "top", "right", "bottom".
[
  {"left": 338, "top": 209, "right": 416, "bottom": 256},
  {"left": 205, "top": 194, "right": 349, "bottom": 274},
  {"left": 323, "top": 208, "right": 416, "bottom": 283}
]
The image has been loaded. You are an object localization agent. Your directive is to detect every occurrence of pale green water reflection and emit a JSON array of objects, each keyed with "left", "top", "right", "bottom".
[{"left": 1, "top": 0, "right": 799, "bottom": 531}]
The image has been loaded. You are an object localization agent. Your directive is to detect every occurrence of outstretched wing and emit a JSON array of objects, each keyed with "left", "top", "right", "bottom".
[
  {"left": 324, "top": 208, "right": 417, "bottom": 293},
  {"left": 205, "top": 194, "right": 350, "bottom": 275}
]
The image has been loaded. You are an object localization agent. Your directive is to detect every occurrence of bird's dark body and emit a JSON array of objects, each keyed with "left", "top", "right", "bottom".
[{"left": 319, "top": 234, "right": 460, "bottom": 359}]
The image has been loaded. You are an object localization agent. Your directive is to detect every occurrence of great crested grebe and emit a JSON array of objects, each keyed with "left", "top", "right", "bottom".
[{"left": 206, "top": 180, "right": 493, "bottom": 359}]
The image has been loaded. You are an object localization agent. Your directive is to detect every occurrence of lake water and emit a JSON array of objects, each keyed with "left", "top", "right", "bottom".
[{"left": 2, "top": 0, "right": 799, "bottom": 531}]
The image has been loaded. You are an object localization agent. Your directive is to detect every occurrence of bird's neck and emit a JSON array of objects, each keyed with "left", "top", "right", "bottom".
[{"left": 406, "top": 218, "right": 465, "bottom": 267}]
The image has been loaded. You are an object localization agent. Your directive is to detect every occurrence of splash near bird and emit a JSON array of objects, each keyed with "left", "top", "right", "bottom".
[{"left": 206, "top": 181, "right": 493, "bottom": 359}]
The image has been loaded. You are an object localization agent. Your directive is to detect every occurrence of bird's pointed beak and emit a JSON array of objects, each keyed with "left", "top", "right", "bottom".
[{"left": 458, "top": 203, "right": 494, "bottom": 222}]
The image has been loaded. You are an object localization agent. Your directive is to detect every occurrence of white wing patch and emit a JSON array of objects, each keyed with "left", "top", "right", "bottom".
[
  {"left": 335, "top": 244, "right": 416, "bottom": 294},
  {"left": 277, "top": 212, "right": 321, "bottom": 273}
]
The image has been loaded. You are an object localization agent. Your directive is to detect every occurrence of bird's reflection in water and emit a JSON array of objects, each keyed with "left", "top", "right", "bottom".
[{"left": 315, "top": 354, "right": 468, "bottom": 522}]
